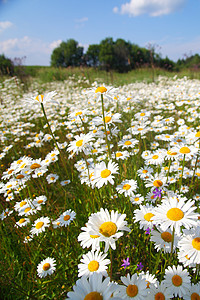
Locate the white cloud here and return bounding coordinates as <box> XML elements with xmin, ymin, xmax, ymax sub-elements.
<box><xmin>114</xmin><ymin>0</ymin><xmax>186</xmax><ymax>17</ymax></box>
<box><xmin>75</xmin><ymin>17</ymin><xmax>88</xmax><ymax>23</ymax></box>
<box><xmin>49</xmin><ymin>39</ymin><xmax>62</xmax><ymax>50</ymax></box>
<box><xmin>0</xmin><ymin>36</ymin><xmax>64</xmax><ymax>65</ymax></box>
<box><xmin>0</xmin><ymin>21</ymin><xmax>13</xmax><ymax>32</ymax></box>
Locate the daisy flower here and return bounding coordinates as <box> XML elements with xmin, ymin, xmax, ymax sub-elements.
<box><xmin>116</xmin><ymin>179</ymin><xmax>137</xmax><ymax>197</ymax></box>
<box><xmin>145</xmin><ymin>173</ymin><xmax>168</xmax><ymax>192</ymax></box>
<box><xmin>150</xmin><ymin>226</ymin><xmax>179</xmax><ymax>253</ymax></box>
<box><xmin>67</xmin><ymin>132</ymin><xmax>94</xmax><ymax>157</ymax></box>
<box><xmin>177</xmin><ymin>226</ymin><xmax>200</xmax><ymax>265</ymax></box>
<box><xmin>93</xmin><ymin>160</ymin><xmax>119</xmax><ymax>189</ymax></box>
<box><xmin>152</xmin><ymin>197</ymin><xmax>198</xmax><ymax>233</ymax></box>
<box><xmin>174</xmin><ymin>143</ymin><xmax>199</xmax><ymax>161</ymax></box>
<box><xmin>163</xmin><ymin>265</ymin><xmax>191</xmax><ymax>298</ymax></box>
<box><xmin>78</xmin><ymin>225</ymin><xmax>101</xmax><ymax>251</ymax></box>
<box><xmin>183</xmin><ymin>283</ymin><xmax>200</xmax><ymax>300</ymax></box>
<box><xmin>24</xmin><ymin>91</ymin><xmax>58</xmax><ymax>105</ymax></box>
<box><xmin>60</xmin><ymin>179</ymin><xmax>71</xmax><ymax>186</ymax></box>
<box><xmin>140</xmin><ymin>271</ymin><xmax>158</xmax><ymax>289</ymax></box>
<box><xmin>57</xmin><ymin>209</ymin><xmax>76</xmax><ymax>227</ymax></box>
<box><xmin>112</xmin><ymin>150</ymin><xmax>130</xmax><ymax>160</ymax></box>
<box><xmin>30</xmin><ymin>217</ymin><xmax>50</xmax><ymax>236</ymax></box>
<box><xmin>85</xmin><ymin>85</ymin><xmax>117</xmax><ymax>102</ymax></box>
<box><xmin>46</xmin><ymin>173</ymin><xmax>59</xmax><ymax>184</ymax></box>
<box><xmin>118</xmin><ymin>138</ymin><xmax>139</xmax><ymax>149</ymax></box>
<box><xmin>37</xmin><ymin>257</ymin><xmax>56</xmax><ymax>278</ymax></box>
<box><xmin>115</xmin><ymin>273</ymin><xmax>148</xmax><ymax>299</ymax></box>
<box><xmin>147</xmin><ymin>281</ymin><xmax>172</xmax><ymax>300</ymax></box>
<box><xmin>78</xmin><ymin>250</ymin><xmax>110</xmax><ymax>278</ymax></box>
<box><xmin>67</xmin><ymin>272</ymin><xmax>119</xmax><ymax>300</ymax></box>
<box><xmin>133</xmin><ymin>204</ymin><xmax>156</xmax><ymax>230</ymax></box>
<box><xmin>144</xmin><ymin>151</ymin><xmax>165</xmax><ymax>166</ymax></box>
<box><xmin>130</xmin><ymin>194</ymin><xmax>144</xmax><ymax>205</ymax></box>
<box><xmin>87</xmin><ymin>208</ymin><xmax>130</xmax><ymax>252</ymax></box>
<box><xmin>15</xmin><ymin>218</ymin><xmax>30</xmax><ymax>228</ymax></box>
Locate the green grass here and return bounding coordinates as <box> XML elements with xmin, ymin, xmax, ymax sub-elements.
<box><xmin>0</xmin><ymin>73</ymin><xmax>199</xmax><ymax>299</ymax></box>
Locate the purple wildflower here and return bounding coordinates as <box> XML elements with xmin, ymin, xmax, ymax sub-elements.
<box><xmin>136</xmin><ymin>262</ymin><xmax>144</xmax><ymax>270</ymax></box>
<box><xmin>153</xmin><ymin>188</ymin><xmax>162</xmax><ymax>198</ymax></box>
<box><xmin>121</xmin><ymin>257</ymin><xmax>130</xmax><ymax>269</ymax></box>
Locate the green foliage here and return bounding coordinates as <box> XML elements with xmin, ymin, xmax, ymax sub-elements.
<box><xmin>0</xmin><ymin>54</ymin><xmax>14</xmax><ymax>76</ymax></box>
<box><xmin>85</xmin><ymin>44</ymin><xmax>100</xmax><ymax>67</ymax></box>
<box><xmin>50</xmin><ymin>39</ymin><xmax>83</xmax><ymax>68</ymax></box>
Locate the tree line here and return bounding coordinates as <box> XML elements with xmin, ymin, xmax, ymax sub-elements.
<box><xmin>1</xmin><ymin>37</ymin><xmax>200</xmax><ymax>76</ymax></box>
<box><xmin>50</xmin><ymin>37</ymin><xmax>200</xmax><ymax>73</ymax></box>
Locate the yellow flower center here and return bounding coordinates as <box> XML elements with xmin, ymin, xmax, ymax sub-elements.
<box><xmin>99</xmin><ymin>221</ymin><xmax>117</xmax><ymax>237</ymax></box>
<box><xmin>95</xmin><ymin>86</ymin><xmax>107</xmax><ymax>94</ymax></box>
<box><xmin>24</xmin><ymin>207</ymin><xmax>31</xmax><ymax>213</ymax></box>
<box><xmin>92</xmin><ymin>149</ymin><xmax>98</xmax><ymax>153</ymax></box>
<box><xmin>134</xmin><ymin>197</ymin><xmax>139</xmax><ymax>202</ymax></box>
<box><xmin>63</xmin><ymin>215</ymin><xmax>70</xmax><ymax>221</ymax></box>
<box><xmin>16</xmin><ymin>174</ymin><xmax>25</xmax><ymax>179</ymax></box>
<box><xmin>144</xmin><ymin>212</ymin><xmax>154</xmax><ymax>222</ymax></box>
<box><xmin>192</xmin><ymin>237</ymin><xmax>200</xmax><ymax>250</ymax></box>
<box><xmin>35</xmin><ymin>94</ymin><xmax>44</xmax><ymax>102</ymax></box>
<box><xmin>152</xmin><ymin>155</ymin><xmax>159</xmax><ymax>159</ymax></box>
<box><xmin>195</xmin><ymin>132</ymin><xmax>200</xmax><ymax>138</ymax></box>
<box><xmin>153</xmin><ymin>180</ymin><xmax>163</xmax><ymax>187</ymax></box>
<box><xmin>35</xmin><ymin>221</ymin><xmax>44</xmax><ymax>229</ymax></box>
<box><xmin>155</xmin><ymin>292</ymin><xmax>165</xmax><ymax>300</ymax></box>
<box><xmin>195</xmin><ymin>172</ymin><xmax>200</xmax><ymax>177</ymax></box>
<box><xmin>104</xmin><ymin>116</ymin><xmax>112</xmax><ymax>123</ymax></box>
<box><xmin>179</xmin><ymin>146</ymin><xmax>191</xmax><ymax>154</ymax></box>
<box><xmin>140</xmin><ymin>113</ymin><xmax>145</xmax><ymax>116</ymax></box>
<box><xmin>116</xmin><ymin>152</ymin><xmax>122</xmax><ymax>157</ymax></box>
<box><xmin>172</xmin><ymin>275</ymin><xmax>182</xmax><ymax>287</ymax></box>
<box><xmin>17</xmin><ymin>159</ymin><xmax>23</xmax><ymax>164</ymax></box>
<box><xmin>75</xmin><ymin>111</ymin><xmax>82</xmax><ymax>116</ymax></box>
<box><xmin>90</xmin><ymin>235</ymin><xmax>100</xmax><ymax>239</ymax></box>
<box><xmin>166</xmin><ymin>208</ymin><xmax>184</xmax><ymax>221</ymax></box>
<box><xmin>30</xmin><ymin>163</ymin><xmax>41</xmax><ymax>169</ymax></box>
<box><xmin>88</xmin><ymin>260</ymin><xmax>99</xmax><ymax>272</ymax></box>
<box><xmin>101</xmin><ymin>169</ymin><xmax>111</xmax><ymax>178</ymax></box>
<box><xmin>84</xmin><ymin>292</ymin><xmax>103</xmax><ymax>300</ymax></box>
<box><xmin>142</xmin><ymin>170</ymin><xmax>148</xmax><ymax>173</ymax></box>
<box><xmin>124</xmin><ymin>141</ymin><xmax>132</xmax><ymax>145</ymax></box>
<box><xmin>20</xmin><ymin>201</ymin><xmax>27</xmax><ymax>207</ymax></box>
<box><xmin>37</xmin><ymin>200</ymin><xmax>44</xmax><ymax>204</ymax></box>
<box><xmin>161</xmin><ymin>232</ymin><xmax>172</xmax><ymax>242</ymax></box>
<box><xmin>93</xmin><ymin>129</ymin><xmax>97</xmax><ymax>133</ymax></box>
<box><xmin>167</xmin><ymin>150</ymin><xmax>177</xmax><ymax>156</ymax></box>
<box><xmin>7</xmin><ymin>184</ymin><xmax>12</xmax><ymax>188</ymax></box>
<box><xmin>191</xmin><ymin>293</ymin><xmax>200</xmax><ymax>300</ymax></box>
<box><xmin>76</xmin><ymin>139</ymin><xmax>83</xmax><ymax>147</ymax></box>
<box><xmin>19</xmin><ymin>218</ymin><xmax>25</xmax><ymax>224</ymax></box>
<box><xmin>123</xmin><ymin>184</ymin><xmax>131</xmax><ymax>190</ymax></box>
<box><xmin>126</xmin><ymin>284</ymin><xmax>138</xmax><ymax>297</ymax></box>
<box><xmin>43</xmin><ymin>263</ymin><xmax>50</xmax><ymax>271</ymax></box>
<box><xmin>50</xmin><ymin>177</ymin><xmax>55</xmax><ymax>181</ymax></box>
<box><xmin>8</xmin><ymin>169</ymin><xmax>14</xmax><ymax>174</ymax></box>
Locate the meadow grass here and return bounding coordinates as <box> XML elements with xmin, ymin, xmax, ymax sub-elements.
<box><xmin>0</xmin><ymin>73</ymin><xmax>199</xmax><ymax>299</ymax></box>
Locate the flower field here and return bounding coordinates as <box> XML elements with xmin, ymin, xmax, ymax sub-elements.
<box><xmin>0</xmin><ymin>74</ymin><xmax>200</xmax><ymax>299</ymax></box>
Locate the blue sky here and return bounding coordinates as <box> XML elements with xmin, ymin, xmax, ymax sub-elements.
<box><xmin>0</xmin><ymin>0</ymin><xmax>199</xmax><ymax>65</ymax></box>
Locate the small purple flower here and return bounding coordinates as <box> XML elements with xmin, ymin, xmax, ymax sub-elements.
<box><xmin>121</xmin><ymin>257</ymin><xmax>130</xmax><ymax>269</ymax></box>
<box><xmin>153</xmin><ymin>188</ymin><xmax>162</xmax><ymax>198</ymax></box>
<box><xmin>136</xmin><ymin>262</ymin><xmax>144</xmax><ymax>270</ymax></box>
<box><xmin>145</xmin><ymin>227</ymin><xmax>153</xmax><ymax>235</ymax></box>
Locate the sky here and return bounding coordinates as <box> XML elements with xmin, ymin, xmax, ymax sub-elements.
<box><xmin>0</xmin><ymin>0</ymin><xmax>200</xmax><ymax>66</ymax></box>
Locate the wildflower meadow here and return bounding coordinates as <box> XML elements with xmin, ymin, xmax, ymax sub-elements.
<box><xmin>0</xmin><ymin>74</ymin><xmax>200</xmax><ymax>299</ymax></box>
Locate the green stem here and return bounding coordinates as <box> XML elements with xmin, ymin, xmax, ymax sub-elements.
<box><xmin>101</xmin><ymin>94</ymin><xmax>111</xmax><ymax>159</ymax></box>
<box><xmin>179</xmin><ymin>154</ymin><xmax>185</xmax><ymax>192</ymax></box>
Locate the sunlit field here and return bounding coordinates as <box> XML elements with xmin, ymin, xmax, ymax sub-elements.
<box><xmin>0</xmin><ymin>73</ymin><xmax>200</xmax><ymax>299</ymax></box>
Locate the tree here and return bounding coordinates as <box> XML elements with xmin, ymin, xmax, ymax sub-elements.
<box><xmin>85</xmin><ymin>44</ymin><xmax>100</xmax><ymax>67</ymax></box>
<box><xmin>0</xmin><ymin>54</ymin><xmax>14</xmax><ymax>75</ymax></box>
<box><xmin>99</xmin><ymin>37</ymin><xmax>115</xmax><ymax>71</ymax></box>
<box><xmin>51</xmin><ymin>39</ymin><xmax>83</xmax><ymax>67</ymax></box>
<box><xmin>113</xmin><ymin>39</ymin><xmax>131</xmax><ymax>72</ymax></box>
